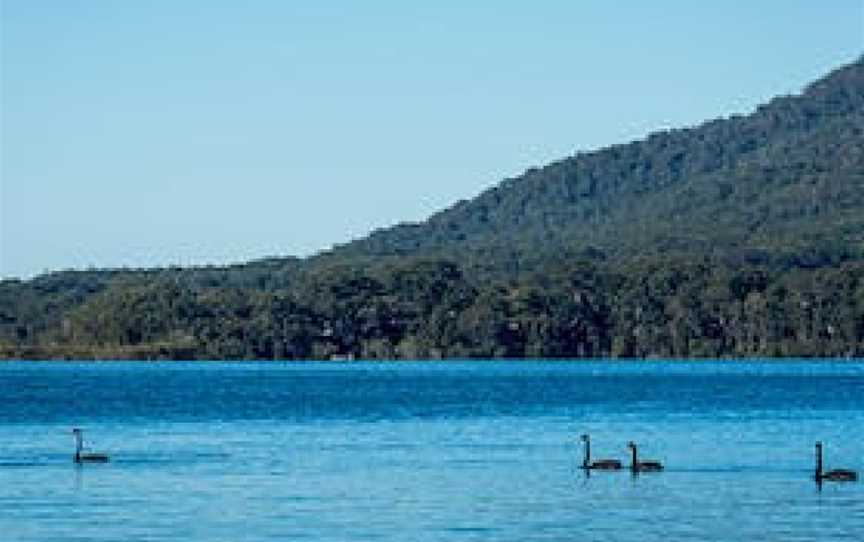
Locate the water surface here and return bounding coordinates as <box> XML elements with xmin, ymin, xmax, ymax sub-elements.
<box><xmin>1</xmin><ymin>361</ymin><xmax>862</xmax><ymax>541</ymax></box>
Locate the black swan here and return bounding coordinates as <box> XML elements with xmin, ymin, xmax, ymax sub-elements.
<box><xmin>580</xmin><ymin>434</ymin><xmax>622</xmax><ymax>470</ymax></box>
<box><xmin>627</xmin><ymin>441</ymin><xmax>663</xmax><ymax>472</ymax></box>
<box><xmin>815</xmin><ymin>442</ymin><xmax>857</xmax><ymax>482</ymax></box>
<box><xmin>72</xmin><ymin>428</ymin><xmax>109</xmax><ymax>463</ymax></box>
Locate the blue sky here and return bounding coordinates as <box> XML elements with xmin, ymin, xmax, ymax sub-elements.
<box><xmin>1</xmin><ymin>1</ymin><xmax>862</xmax><ymax>279</ymax></box>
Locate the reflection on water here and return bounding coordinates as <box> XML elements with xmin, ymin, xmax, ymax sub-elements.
<box><xmin>0</xmin><ymin>361</ymin><xmax>862</xmax><ymax>541</ymax></box>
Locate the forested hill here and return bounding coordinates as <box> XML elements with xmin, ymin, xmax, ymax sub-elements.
<box><xmin>2</xmin><ymin>57</ymin><xmax>863</xmax><ymax>360</ymax></box>
<box><xmin>328</xmin><ymin>56</ymin><xmax>864</xmax><ymax>275</ymax></box>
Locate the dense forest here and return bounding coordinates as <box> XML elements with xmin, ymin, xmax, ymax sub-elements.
<box><xmin>2</xmin><ymin>57</ymin><xmax>863</xmax><ymax>360</ymax></box>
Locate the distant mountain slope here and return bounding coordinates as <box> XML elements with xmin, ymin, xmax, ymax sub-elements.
<box><xmin>2</xmin><ymin>57</ymin><xmax>863</xmax><ymax>360</ymax></box>
<box><xmin>328</xmin><ymin>57</ymin><xmax>864</xmax><ymax>270</ymax></box>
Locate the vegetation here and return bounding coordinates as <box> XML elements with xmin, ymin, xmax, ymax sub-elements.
<box><xmin>2</xmin><ymin>57</ymin><xmax>863</xmax><ymax>360</ymax></box>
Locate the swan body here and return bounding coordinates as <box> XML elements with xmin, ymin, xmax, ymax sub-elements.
<box><xmin>580</xmin><ymin>434</ymin><xmax>622</xmax><ymax>470</ymax></box>
<box><xmin>821</xmin><ymin>469</ymin><xmax>858</xmax><ymax>482</ymax></box>
<box><xmin>627</xmin><ymin>441</ymin><xmax>663</xmax><ymax>472</ymax></box>
<box><xmin>76</xmin><ymin>451</ymin><xmax>110</xmax><ymax>463</ymax></box>
<box><xmin>815</xmin><ymin>442</ymin><xmax>857</xmax><ymax>482</ymax></box>
<box><xmin>72</xmin><ymin>428</ymin><xmax>109</xmax><ymax>463</ymax></box>
<box><xmin>590</xmin><ymin>459</ymin><xmax>623</xmax><ymax>470</ymax></box>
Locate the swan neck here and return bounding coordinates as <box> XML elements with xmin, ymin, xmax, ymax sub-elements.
<box><xmin>583</xmin><ymin>439</ymin><xmax>591</xmax><ymax>467</ymax></box>
<box><xmin>815</xmin><ymin>444</ymin><xmax>823</xmax><ymax>478</ymax></box>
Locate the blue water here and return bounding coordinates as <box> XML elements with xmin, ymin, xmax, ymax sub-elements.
<box><xmin>1</xmin><ymin>361</ymin><xmax>862</xmax><ymax>541</ymax></box>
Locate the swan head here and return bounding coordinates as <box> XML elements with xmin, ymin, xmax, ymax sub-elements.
<box><xmin>627</xmin><ymin>441</ymin><xmax>636</xmax><ymax>449</ymax></box>
<box><xmin>580</xmin><ymin>434</ymin><xmax>589</xmax><ymax>442</ymax></box>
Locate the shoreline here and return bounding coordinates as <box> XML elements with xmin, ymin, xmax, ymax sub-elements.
<box><xmin>3</xmin><ymin>356</ymin><xmax>863</xmax><ymax>363</ymax></box>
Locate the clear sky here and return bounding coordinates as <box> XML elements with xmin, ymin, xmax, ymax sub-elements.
<box><xmin>1</xmin><ymin>1</ymin><xmax>862</xmax><ymax>279</ymax></box>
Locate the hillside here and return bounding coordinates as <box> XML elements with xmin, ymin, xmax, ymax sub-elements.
<box><xmin>328</xmin><ymin>56</ymin><xmax>864</xmax><ymax>274</ymax></box>
<box><xmin>2</xmin><ymin>57</ymin><xmax>863</xmax><ymax>360</ymax></box>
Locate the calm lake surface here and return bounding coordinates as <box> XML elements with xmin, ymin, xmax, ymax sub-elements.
<box><xmin>1</xmin><ymin>361</ymin><xmax>862</xmax><ymax>541</ymax></box>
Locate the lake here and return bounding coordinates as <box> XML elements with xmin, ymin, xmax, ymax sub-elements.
<box><xmin>1</xmin><ymin>361</ymin><xmax>862</xmax><ymax>541</ymax></box>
